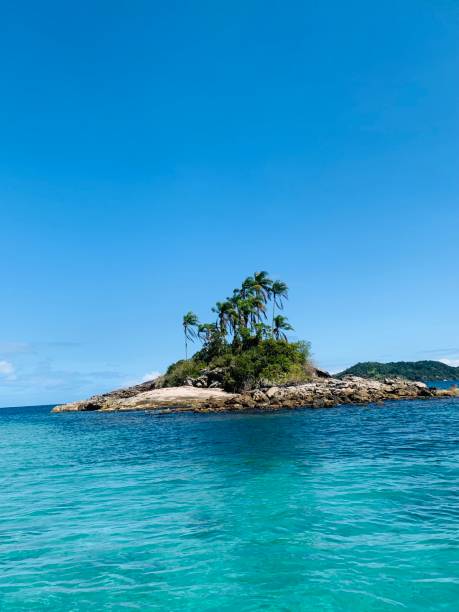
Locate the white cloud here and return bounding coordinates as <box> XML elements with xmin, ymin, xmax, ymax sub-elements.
<box><xmin>0</xmin><ymin>360</ymin><xmax>16</xmax><ymax>380</ymax></box>
<box><xmin>141</xmin><ymin>371</ymin><xmax>162</xmax><ymax>382</ymax></box>
<box><xmin>439</xmin><ymin>358</ymin><xmax>459</xmax><ymax>368</ymax></box>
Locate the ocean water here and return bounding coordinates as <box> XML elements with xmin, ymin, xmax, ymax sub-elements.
<box><xmin>427</xmin><ymin>379</ymin><xmax>459</xmax><ymax>389</ymax></box>
<box><xmin>1</xmin><ymin>398</ymin><xmax>458</xmax><ymax>611</ymax></box>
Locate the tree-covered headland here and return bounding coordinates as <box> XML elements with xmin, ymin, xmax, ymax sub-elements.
<box><xmin>163</xmin><ymin>271</ymin><xmax>313</xmax><ymax>392</ymax></box>
<box><xmin>337</xmin><ymin>360</ymin><xmax>459</xmax><ymax>381</ymax></box>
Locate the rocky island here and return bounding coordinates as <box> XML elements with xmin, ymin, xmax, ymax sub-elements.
<box><xmin>53</xmin><ymin>271</ymin><xmax>458</xmax><ymax>414</ymax></box>
<box><xmin>52</xmin><ymin>372</ymin><xmax>456</xmax><ymax>413</ymax></box>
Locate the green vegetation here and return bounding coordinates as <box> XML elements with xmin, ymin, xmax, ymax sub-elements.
<box><xmin>162</xmin><ymin>359</ymin><xmax>207</xmax><ymax>387</ymax></box>
<box><xmin>337</xmin><ymin>360</ymin><xmax>459</xmax><ymax>382</ymax></box>
<box><xmin>166</xmin><ymin>272</ymin><xmax>312</xmax><ymax>392</ymax></box>
<box><xmin>182</xmin><ymin>311</ymin><xmax>198</xmax><ymax>360</ymax></box>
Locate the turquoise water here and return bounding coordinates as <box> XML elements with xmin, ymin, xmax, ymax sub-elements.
<box><xmin>1</xmin><ymin>399</ymin><xmax>458</xmax><ymax>611</ymax></box>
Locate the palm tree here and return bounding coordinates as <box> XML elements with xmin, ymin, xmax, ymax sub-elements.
<box><xmin>254</xmin><ymin>322</ymin><xmax>271</xmax><ymax>341</ymax></box>
<box><xmin>198</xmin><ymin>322</ymin><xmax>218</xmax><ymax>346</ymax></box>
<box><xmin>182</xmin><ymin>311</ymin><xmax>198</xmax><ymax>359</ymax></box>
<box><xmin>273</xmin><ymin>315</ymin><xmax>293</xmax><ymax>341</ymax></box>
<box><xmin>229</xmin><ymin>275</ymin><xmax>272</xmax><ymax>340</ymax></box>
<box><xmin>251</xmin><ymin>271</ymin><xmax>273</xmax><ymax>303</ymax></box>
<box><xmin>227</xmin><ymin>302</ymin><xmax>240</xmax><ymax>342</ymax></box>
<box><xmin>212</xmin><ymin>301</ymin><xmax>232</xmax><ymax>337</ymax></box>
<box><xmin>236</xmin><ymin>298</ymin><xmax>253</xmax><ymax>331</ymax></box>
<box><xmin>271</xmin><ymin>280</ymin><xmax>289</xmax><ymax>327</ymax></box>
<box><xmin>241</xmin><ymin>276</ymin><xmax>255</xmax><ymax>298</ymax></box>
<box><xmin>247</xmin><ymin>295</ymin><xmax>266</xmax><ymax>329</ymax></box>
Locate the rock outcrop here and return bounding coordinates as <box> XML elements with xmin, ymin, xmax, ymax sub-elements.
<box><xmin>52</xmin><ymin>376</ymin><xmax>458</xmax><ymax>413</ymax></box>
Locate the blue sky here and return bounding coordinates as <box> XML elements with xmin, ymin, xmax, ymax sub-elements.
<box><xmin>1</xmin><ymin>1</ymin><xmax>459</xmax><ymax>406</ymax></box>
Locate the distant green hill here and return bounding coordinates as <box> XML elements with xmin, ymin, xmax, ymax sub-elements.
<box><xmin>337</xmin><ymin>360</ymin><xmax>459</xmax><ymax>382</ymax></box>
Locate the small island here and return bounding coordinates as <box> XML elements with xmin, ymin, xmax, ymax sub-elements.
<box><xmin>53</xmin><ymin>272</ymin><xmax>458</xmax><ymax>413</ymax></box>
<box><xmin>338</xmin><ymin>360</ymin><xmax>459</xmax><ymax>381</ymax></box>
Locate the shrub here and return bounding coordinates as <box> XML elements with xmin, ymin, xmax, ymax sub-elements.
<box><xmin>220</xmin><ymin>339</ymin><xmax>312</xmax><ymax>392</ymax></box>
<box><xmin>162</xmin><ymin>359</ymin><xmax>206</xmax><ymax>387</ymax></box>
<box><xmin>162</xmin><ymin>339</ymin><xmax>312</xmax><ymax>393</ymax></box>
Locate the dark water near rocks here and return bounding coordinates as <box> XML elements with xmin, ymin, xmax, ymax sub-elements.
<box><xmin>1</xmin><ymin>398</ymin><xmax>458</xmax><ymax>610</ymax></box>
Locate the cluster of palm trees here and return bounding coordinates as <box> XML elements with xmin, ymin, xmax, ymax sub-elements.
<box><xmin>182</xmin><ymin>271</ymin><xmax>293</xmax><ymax>359</ymax></box>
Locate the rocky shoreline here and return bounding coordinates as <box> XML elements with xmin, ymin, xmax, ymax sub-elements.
<box><xmin>51</xmin><ymin>376</ymin><xmax>457</xmax><ymax>414</ymax></box>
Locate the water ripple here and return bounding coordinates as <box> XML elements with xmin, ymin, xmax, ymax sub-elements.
<box><xmin>0</xmin><ymin>399</ymin><xmax>458</xmax><ymax>610</ymax></box>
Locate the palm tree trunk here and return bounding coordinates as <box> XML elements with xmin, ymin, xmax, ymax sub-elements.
<box><xmin>185</xmin><ymin>338</ymin><xmax>188</xmax><ymax>360</ymax></box>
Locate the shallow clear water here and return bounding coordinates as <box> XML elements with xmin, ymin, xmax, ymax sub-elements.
<box><xmin>1</xmin><ymin>399</ymin><xmax>458</xmax><ymax>611</ymax></box>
